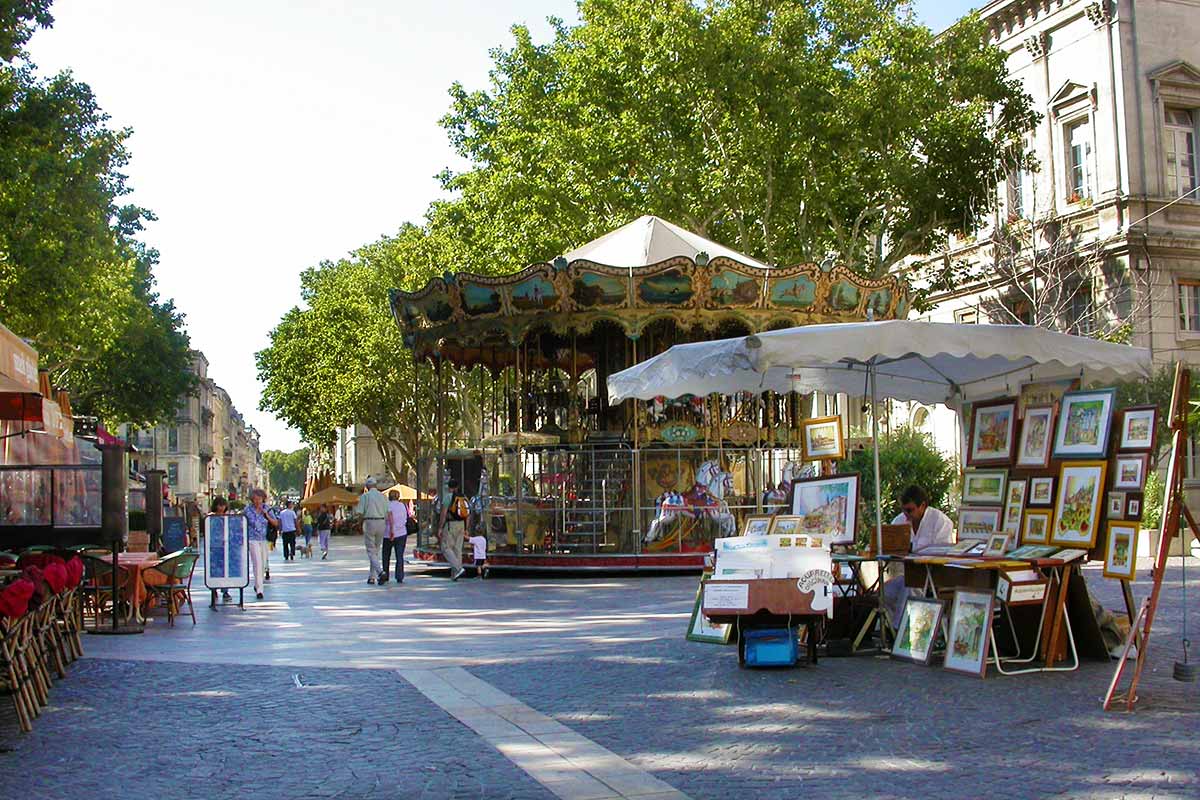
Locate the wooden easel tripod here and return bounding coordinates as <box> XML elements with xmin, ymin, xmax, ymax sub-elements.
<box><xmin>1104</xmin><ymin>364</ymin><xmax>1198</xmax><ymax>710</ymax></box>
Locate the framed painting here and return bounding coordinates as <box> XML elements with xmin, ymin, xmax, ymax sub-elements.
<box><xmin>962</xmin><ymin>469</ymin><xmax>1007</xmax><ymax>505</ymax></box>
<box><xmin>983</xmin><ymin>532</ymin><xmax>1011</xmax><ymax>557</ymax></box>
<box><xmin>1107</xmin><ymin>492</ymin><xmax>1125</xmax><ymax>519</ymax></box>
<box><xmin>686</xmin><ymin>574</ymin><xmax>733</xmax><ymax>644</ymax></box>
<box><xmin>741</xmin><ymin>514</ymin><xmax>773</xmax><ymax>537</ymax></box>
<box><xmin>968</xmin><ymin>398</ymin><xmax>1017</xmax><ymax>466</ymax></box>
<box><xmin>1102</xmin><ymin>522</ymin><xmax>1140</xmax><ymax>581</ymax></box>
<box><xmin>789</xmin><ymin>473</ymin><xmax>859</xmax><ymax>544</ymax></box>
<box><xmin>891</xmin><ymin>598</ymin><xmax>945</xmax><ymax>665</ymax></box>
<box><xmin>1118</xmin><ymin>406</ymin><xmax>1158</xmax><ymax>452</ymax></box>
<box><xmin>958</xmin><ymin>506</ymin><xmax>1002</xmax><ymax>541</ymax></box>
<box><xmin>768</xmin><ymin>515</ymin><xmax>804</xmax><ymax>536</ymax></box>
<box><xmin>1018</xmin><ymin>377</ymin><xmax>1078</xmax><ymax>418</ymax></box>
<box><xmin>1028</xmin><ymin>476</ymin><xmax>1055</xmax><ymax>506</ymax></box>
<box><xmin>1015</xmin><ymin>406</ymin><xmax>1055</xmax><ymax>468</ymax></box>
<box><xmin>1125</xmin><ymin>493</ymin><xmax>1143</xmax><ymax>521</ymax></box>
<box><xmin>944</xmin><ymin>589</ymin><xmax>995</xmax><ymax>678</ymax></box>
<box><xmin>1020</xmin><ymin>508</ymin><xmax>1053</xmax><ymax>544</ymax></box>
<box><xmin>801</xmin><ymin>416</ymin><xmax>845</xmax><ymax>461</ymax></box>
<box><xmin>1052</xmin><ymin>388</ymin><xmax>1116</xmax><ymax>459</ymax></box>
<box><xmin>1051</xmin><ymin>461</ymin><xmax>1108</xmax><ymax>548</ymax></box>
<box><xmin>1002</xmin><ymin>479</ymin><xmax>1026</xmax><ymax>533</ymax></box>
<box><xmin>1112</xmin><ymin>453</ymin><xmax>1150</xmax><ymax>491</ymax></box>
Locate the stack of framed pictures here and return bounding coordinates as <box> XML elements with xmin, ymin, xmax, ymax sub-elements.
<box><xmin>890</xmin><ymin>589</ymin><xmax>996</xmax><ymax>678</ymax></box>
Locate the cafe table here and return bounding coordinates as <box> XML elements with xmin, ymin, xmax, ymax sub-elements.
<box><xmin>97</xmin><ymin>552</ymin><xmax>161</xmax><ymax>624</ymax></box>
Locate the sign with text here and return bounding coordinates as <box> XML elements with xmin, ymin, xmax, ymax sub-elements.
<box><xmin>204</xmin><ymin>513</ymin><xmax>248</xmax><ymax>590</ymax></box>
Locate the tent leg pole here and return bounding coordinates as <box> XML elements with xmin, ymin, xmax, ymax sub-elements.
<box><xmin>871</xmin><ymin>367</ymin><xmax>883</xmax><ymax>555</ymax></box>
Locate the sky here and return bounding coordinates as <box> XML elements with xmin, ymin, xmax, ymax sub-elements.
<box><xmin>28</xmin><ymin>0</ymin><xmax>977</xmax><ymax>452</ymax></box>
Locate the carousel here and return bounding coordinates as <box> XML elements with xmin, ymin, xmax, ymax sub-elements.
<box><xmin>391</xmin><ymin>216</ymin><xmax>910</xmax><ymax>569</ymax></box>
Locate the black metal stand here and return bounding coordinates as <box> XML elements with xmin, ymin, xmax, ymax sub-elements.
<box><xmin>87</xmin><ymin>540</ymin><xmax>143</xmax><ymax>635</ymax></box>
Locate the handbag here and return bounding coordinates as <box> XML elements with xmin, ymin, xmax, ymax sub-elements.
<box><xmin>405</xmin><ymin>515</ymin><xmax>419</xmax><ymax>535</ymax></box>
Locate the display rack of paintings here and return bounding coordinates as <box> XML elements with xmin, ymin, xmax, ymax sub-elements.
<box><xmin>1051</xmin><ymin>461</ymin><xmax>1107</xmax><ymax>548</ymax></box>
<box><xmin>1020</xmin><ymin>508</ymin><xmax>1052</xmax><ymax>544</ymax></box>
<box><xmin>800</xmin><ymin>416</ymin><xmax>845</xmax><ymax>461</ymax></box>
<box><xmin>789</xmin><ymin>473</ymin><xmax>859</xmax><ymax>544</ymax></box>
<box><xmin>944</xmin><ymin>589</ymin><xmax>995</xmax><ymax>677</ymax></box>
<box><xmin>1117</xmin><ymin>406</ymin><xmax>1157</xmax><ymax>452</ymax></box>
<box><xmin>968</xmin><ymin>398</ymin><xmax>1017</xmax><ymax>466</ymax></box>
<box><xmin>1028</xmin><ymin>476</ymin><xmax>1055</xmax><ymax>506</ymax></box>
<box><xmin>1052</xmin><ymin>389</ymin><xmax>1116</xmax><ymax>459</ymax></box>
<box><xmin>962</xmin><ymin>469</ymin><xmax>1006</xmax><ymax>505</ymax></box>
<box><xmin>1002</xmin><ymin>480</ymin><xmax>1026</xmax><ymax>533</ymax></box>
<box><xmin>891</xmin><ymin>598</ymin><xmax>945</xmax><ymax>665</ymax></box>
<box><xmin>1016</xmin><ymin>406</ymin><xmax>1055</xmax><ymax>468</ymax></box>
<box><xmin>1102</xmin><ymin>522</ymin><xmax>1140</xmax><ymax>581</ymax></box>
<box><xmin>1112</xmin><ymin>453</ymin><xmax>1149</xmax><ymax>491</ymax></box>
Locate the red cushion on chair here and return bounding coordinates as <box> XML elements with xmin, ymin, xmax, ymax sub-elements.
<box><xmin>64</xmin><ymin>557</ymin><xmax>84</xmax><ymax>588</ymax></box>
<box><xmin>43</xmin><ymin>562</ymin><xmax>68</xmax><ymax>594</ymax></box>
<box><xmin>0</xmin><ymin>579</ymin><xmax>35</xmax><ymax>618</ymax></box>
<box><xmin>18</xmin><ymin>552</ymin><xmax>49</xmax><ymax>570</ymax></box>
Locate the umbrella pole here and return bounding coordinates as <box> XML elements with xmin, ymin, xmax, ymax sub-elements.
<box><xmin>871</xmin><ymin>366</ymin><xmax>883</xmax><ymax>556</ymax></box>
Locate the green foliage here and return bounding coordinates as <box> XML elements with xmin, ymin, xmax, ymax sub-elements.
<box><xmin>844</xmin><ymin>425</ymin><xmax>957</xmax><ymax>544</ymax></box>
<box><xmin>432</xmin><ymin>0</ymin><xmax>1036</xmax><ymax>276</ymax></box>
<box><xmin>1142</xmin><ymin>470</ymin><xmax>1164</xmax><ymax>531</ymax></box>
<box><xmin>0</xmin><ymin>7</ymin><xmax>193</xmax><ymax>427</ymax></box>
<box><xmin>262</xmin><ymin>448</ymin><xmax>309</xmax><ymax>493</ymax></box>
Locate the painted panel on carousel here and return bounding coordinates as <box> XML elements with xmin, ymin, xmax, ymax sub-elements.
<box><xmin>865</xmin><ymin>287</ymin><xmax>892</xmax><ymax>318</ymax></box>
<box><xmin>768</xmin><ymin>275</ymin><xmax>817</xmax><ymax>309</ymax></box>
<box><xmin>829</xmin><ymin>280</ymin><xmax>860</xmax><ymax>312</ymax></box>
<box><xmin>638</xmin><ymin>269</ymin><xmax>694</xmax><ymax>305</ymax></box>
<box><xmin>413</xmin><ymin>295</ymin><xmax>453</xmax><ymax>323</ymax></box>
<box><xmin>894</xmin><ymin>293</ymin><xmax>910</xmax><ymax>320</ymax></box>
<box><xmin>462</xmin><ymin>283</ymin><xmax>502</xmax><ymax>316</ymax></box>
<box><xmin>709</xmin><ymin>270</ymin><xmax>760</xmax><ymax>306</ymax></box>
<box><xmin>510</xmin><ymin>276</ymin><xmax>558</xmax><ymax>311</ymax></box>
<box><xmin>572</xmin><ymin>271</ymin><xmax>626</xmax><ymax>308</ymax></box>
<box><xmin>659</xmin><ymin>423</ymin><xmax>701</xmax><ymax>444</ymax></box>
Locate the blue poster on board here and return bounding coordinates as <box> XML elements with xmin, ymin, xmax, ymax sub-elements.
<box><xmin>204</xmin><ymin>513</ymin><xmax>248</xmax><ymax>589</ymax></box>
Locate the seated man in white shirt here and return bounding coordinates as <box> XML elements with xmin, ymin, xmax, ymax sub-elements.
<box><xmin>882</xmin><ymin>485</ymin><xmax>954</xmax><ymax>629</ymax></box>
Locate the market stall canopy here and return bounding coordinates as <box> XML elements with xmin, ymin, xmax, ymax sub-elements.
<box><xmin>562</xmin><ymin>215</ymin><xmax>770</xmax><ymax>269</ymax></box>
<box><xmin>300</xmin><ymin>485</ymin><xmax>360</xmax><ymax>508</ymax></box>
<box><xmin>384</xmin><ymin>483</ymin><xmax>432</xmax><ymax>500</ymax></box>
<box><xmin>607</xmin><ymin>321</ymin><xmax>1154</xmax><ymax>406</ymax></box>
<box><xmin>478</xmin><ymin>431</ymin><xmax>560</xmax><ymax>448</ymax></box>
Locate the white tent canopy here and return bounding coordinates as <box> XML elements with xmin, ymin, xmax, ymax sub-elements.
<box><xmin>608</xmin><ymin>320</ymin><xmax>1153</xmax><ymax>407</ymax></box>
<box><xmin>562</xmin><ymin>215</ymin><xmax>769</xmax><ymax>269</ymax></box>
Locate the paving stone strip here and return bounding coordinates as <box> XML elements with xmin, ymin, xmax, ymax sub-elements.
<box><xmin>400</xmin><ymin>667</ymin><xmax>690</xmax><ymax>800</ymax></box>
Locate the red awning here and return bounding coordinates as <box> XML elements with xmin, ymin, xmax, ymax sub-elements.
<box><xmin>0</xmin><ymin>373</ymin><xmax>42</xmax><ymax>422</ymax></box>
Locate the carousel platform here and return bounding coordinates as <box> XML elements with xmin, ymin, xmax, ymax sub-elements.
<box><xmin>409</xmin><ymin>548</ymin><xmax>706</xmax><ymax>572</ymax></box>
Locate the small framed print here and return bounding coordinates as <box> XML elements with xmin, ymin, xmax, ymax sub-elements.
<box><xmin>768</xmin><ymin>515</ymin><xmax>804</xmax><ymax>535</ymax></box>
<box><xmin>983</xmin><ymin>532</ymin><xmax>1011</xmax><ymax>557</ymax></box>
<box><xmin>892</xmin><ymin>598</ymin><xmax>945</xmax><ymax>665</ymax></box>
<box><xmin>1016</xmin><ymin>406</ymin><xmax>1055</xmax><ymax>468</ymax></box>
<box><xmin>968</xmin><ymin>398</ymin><xmax>1017</xmax><ymax>466</ymax></box>
<box><xmin>1112</xmin><ymin>453</ymin><xmax>1150</xmax><ymax>491</ymax></box>
<box><xmin>1002</xmin><ymin>479</ymin><xmax>1026</xmax><ymax>533</ymax></box>
<box><xmin>1028</xmin><ymin>476</ymin><xmax>1055</xmax><ymax>506</ymax></box>
<box><xmin>1125</xmin><ymin>493</ymin><xmax>1143</xmax><ymax>521</ymax></box>
<box><xmin>1051</xmin><ymin>460</ymin><xmax>1108</xmax><ymax>548</ymax></box>
<box><xmin>962</xmin><ymin>469</ymin><xmax>1007</xmax><ymax>505</ymax></box>
<box><xmin>1021</xmin><ymin>508</ymin><xmax>1053</xmax><ymax>544</ymax></box>
<box><xmin>944</xmin><ymin>589</ymin><xmax>995</xmax><ymax>677</ymax></box>
<box><xmin>801</xmin><ymin>415</ymin><xmax>845</xmax><ymax>461</ymax></box>
<box><xmin>1118</xmin><ymin>405</ymin><xmax>1158</xmax><ymax>452</ymax></box>
<box><xmin>686</xmin><ymin>574</ymin><xmax>733</xmax><ymax>644</ymax></box>
<box><xmin>741</xmin><ymin>514</ymin><xmax>773</xmax><ymax>536</ymax></box>
<box><xmin>1053</xmin><ymin>389</ymin><xmax>1116</xmax><ymax>459</ymax></box>
<box><xmin>958</xmin><ymin>506</ymin><xmax>1002</xmax><ymax>541</ymax></box>
<box><xmin>1107</xmin><ymin>492</ymin><xmax>1125</xmax><ymax>519</ymax></box>
<box><xmin>1102</xmin><ymin>522</ymin><xmax>1140</xmax><ymax>581</ymax></box>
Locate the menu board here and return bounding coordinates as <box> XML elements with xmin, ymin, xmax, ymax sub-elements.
<box><xmin>204</xmin><ymin>513</ymin><xmax>248</xmax><ymax>589</ymax></box>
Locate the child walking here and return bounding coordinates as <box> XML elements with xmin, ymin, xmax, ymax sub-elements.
<box><xmin>468</xmin><ymin>533</ymin><xmax>488</xmax><ymax>579</ymax></box>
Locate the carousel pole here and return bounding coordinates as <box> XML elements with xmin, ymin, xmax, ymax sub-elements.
<box><xmin>515</xmin><ymin>340</ymin><xmax>522</xmax><ymax>550</ymax></box>
<box><xmin>436</xmin><ymin>355</ymin><xmax>445</xmax><ymax>552</ymax></box>
<box><xmin>631</xmin><ymin>334</ymin><xmax>641</xmax><ymax>550</ymax></box>
<box><xmin>870</xmin><ymin>364</ymin><xmax>883</xmax><ymax>556</ymax></box>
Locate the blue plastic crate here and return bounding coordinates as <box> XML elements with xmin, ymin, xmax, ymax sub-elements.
<box><xmin>741</xmin><ymin>627</ymin><xmax>798</xmax><ymax>667</ymax></box>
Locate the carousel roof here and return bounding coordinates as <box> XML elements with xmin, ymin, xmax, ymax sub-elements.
<box><xmin>390</xmin><ymin>216</ymin><xmax>910</xmax><ymax>363</ymax></box>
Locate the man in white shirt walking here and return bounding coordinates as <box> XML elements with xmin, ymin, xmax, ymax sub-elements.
<box><xmin>381</xmin><ymin>490</ymin><xmax>409</xmax><ymax>585</ymax></box>
<box><xmin>278</xmin><ymin>500</ymin><xmax>299</xmax><ymax>561</ymax></box>
<box><xmin>356</xmin><ymin>478</ymin><xmax>389</xmax><ymax>584</ymax></box>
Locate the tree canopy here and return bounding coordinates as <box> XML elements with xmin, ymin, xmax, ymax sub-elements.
<box><xmin>0</xmin><ymin>1</ymin><xmax>194</xmax><ymax>427</ymax></box>
<box><xmin>262</xmin><ymin>447</ymin><xmax>310</xmax><ymax>494</ymax></box>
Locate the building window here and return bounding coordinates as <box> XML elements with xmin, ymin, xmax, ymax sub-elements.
<box><xmin>1179</xmin><ymin>280</ymin><xmax>1200</xmax><ymax>332</ymax></box>
<box><xmin>1065</xmin><ymin>119</ymin><xmax>1093</xmax><ymax>202</ymax></box>
<box><xmin>1007</xmin><ymin>168</ymin><xmax>1025</xmax><ymax>219</ymax></box>
<box><xmin>1065</xmin><ymin>281</ymin><xmax>1095</xmax><ymax>335</ymax></box>
<box><xmin>953</xmin><ymin>308</ymin><xmax>979</xmax><ymax>324</ymax></box>
<box><xmin>1166</xmin><ymin>107</ymin><xmax>1197</xmax><ymax>199</ymax></box>
<box><xmin>167</xmin><ymin>463</ymin><xmax>179</xmax><ymax>487</ymax></box>
<box><xmin>167</xmin><ymin>426</ymin><xmax>179</xmax><ymax>452</ymax></box>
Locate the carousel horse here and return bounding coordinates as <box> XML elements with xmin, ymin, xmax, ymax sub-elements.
<box><xmin>644</xmin><ymin>459</ymin><xmax>737</xmax><ymax>547</ymax></box>
<box><xmin>764</xmin><ymin>461</ymin><xmax>814</xmax><ymax>507</ymax></box>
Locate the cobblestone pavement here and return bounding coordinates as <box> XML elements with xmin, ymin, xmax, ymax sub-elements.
<box><xmin>1</xmin><ymin>538</ymin><xmax>1197</xmax><ymax>799</ymax></box>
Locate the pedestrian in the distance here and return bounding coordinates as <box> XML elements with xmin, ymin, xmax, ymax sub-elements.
<box><xmin>381</xmin><ymin>490</ymin><xmax>409</xmax><ymax>585</ymax></box>
<box><xmin>468</xmin><ymin>532</ymin><xmax>488</xmax><ymax>579</ymax></box>
<box><xmin>316</xmin><ymin>504</ymin><xmax>332</xmax><ymax>560</ymax></box>
<box><xmin>279</xmin><ymin>500</ymin><xmax>299</xmax><ymax>561</ymax></box>
<box><xmin>244</xmin><ymin>489</ymin><xmax>278</xmax><ymax>600</ymax></box>
<box><xmin>355</xmin><ymin>478</ymin><xmax>388</xmax><ymax>584</ymax></box>
<box><xmin>301</xmin><ymin>506</ymin><xmax>315</xmax><ymax>557</ymax></box>
<box><xmin>438</xmin><ymin>478</ymin><xmax>468</xmax><ymax>581</ymax></box>
<box><xmin>210</xmin><ymin>496</ymin><xmax>233</xmax><ymax>602</ymax></box>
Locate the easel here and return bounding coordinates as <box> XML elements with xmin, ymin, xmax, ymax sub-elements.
<box><xmin>1104</xmin><ymin>364</ymin><xmax>1198</xmax><ymax>710</ymax></box>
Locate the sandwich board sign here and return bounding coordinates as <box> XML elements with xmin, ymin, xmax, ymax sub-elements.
<box><xmin>204</xmin><ymin>513</ymin><xmax>249</xmax><ymax>608</ymax></box>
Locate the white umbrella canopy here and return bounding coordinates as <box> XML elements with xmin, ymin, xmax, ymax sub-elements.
<box><xmin>608</xmin><ymin>320</ymin><xmax>1153</xmax><ymax>406</ymax></box>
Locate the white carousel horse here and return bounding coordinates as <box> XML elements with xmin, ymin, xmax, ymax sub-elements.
<box><xmin>645</xmin><ymin>459</ymin><xmax>736</xmax><ymax>545</ymax></box>
<box><xmin>765</xmin><ymin>461</ymin><xmax>815</xmax><ymax>507</ymax></box>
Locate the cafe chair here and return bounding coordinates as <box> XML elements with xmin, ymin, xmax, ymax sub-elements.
<box><xmin>0</xmin><ymin>617</ymin><xmax>36</xmax><ymax>732</ymax></box>
<box><xmin>144</xmin><ymin>549</ymin><xmax>199</xmax><ymax>627</ymax></box>
<box><xmin>79</xmin><ymin>555</ymin><xmax>133</xmax><ymax>629</ymax></box>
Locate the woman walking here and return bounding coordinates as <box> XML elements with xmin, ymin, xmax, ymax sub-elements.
<box><xmin>316</xmin><ymin>504</ymin><xmax>333</xmax><ymax>560</ymax></box>
<box><xmin>244</xmin><ymin>489</ymin><xmax>278</xmax><ymax>599</ymax></box>
<box><xmin>302</xmin><ymin>506</ymin><xmax>315</xmax><ymax>557</ymax></box>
